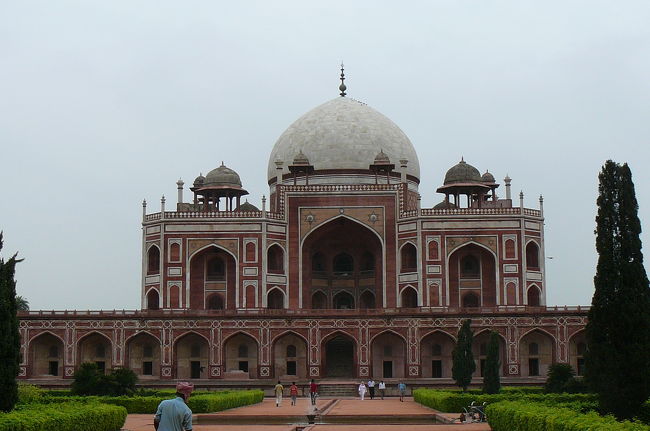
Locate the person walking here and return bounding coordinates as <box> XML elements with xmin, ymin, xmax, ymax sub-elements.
<box><xmin>358</xmin><ymin>381</ymin><xmax>367</xmax><ymax>400</ymax></box>
<box><xmin>154</xmin><ymin>382</ymin><xmax>194</xmax><ymax>431</ymax></box>
<box><xmin>398</xmin><ymin>381</ymin><xmax>406</xmax><ymax>402</ymax></box>
<box><xmin>289</xmin><ymin>382</ymin><xmax>299</xmax><ymax>406</ymax></box>
<box><xmin>367</xmin><ymin>379</ymin><xmax>376</xmax><ymax>400</ymax></box>
<box><xmin>378</xmin><ymin>380</ymin><xmax>386</xmax><ymax>400</ymax></box>
<box><xmin>274</xmin><ymin>380</ymin><xmax>284</xmax><ymax>407</ymax></box>
<box><xmin>309</xmin><ymin>379</ymin><xmax>318</xmax><ymax>406</ymax></box>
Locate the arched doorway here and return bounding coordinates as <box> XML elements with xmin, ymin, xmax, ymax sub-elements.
<box><xmin>333</xmin><ymin>291</ymin><xmax>354</xmax><ymax>309</ymax></box>
<box><xmin>78</xmin><ymin>333</ymin><xmax>112</xmax><ymax>374</ymax></box>
<box><xmin>371</xmin><ymin>332</ymin><xmax>406</xmax><ymax>378</ymax></box>
<box><xmin>126</xmin><ymin>333</ymin><xmax>161</xmax><ymax>379</ymax></box>
<box><xmin>520</xmin><ymin>330</ymin><xmax>555</xmax><ymax>377</ymax></box>
<box><xmin>29</xmin><ymin>333</ymin><xmax>64</xmax><ymax>378</ymax></box>
<box><xmin>189</xmin><ymin>246</ymin><xmax>236</xmax><ymax>310</ymax></box>
<box><xmin>472</xmin><ymin>331</ymin><xmax>506</xmax><ymax>377</ymax></box>
<box><xmin>400</xmin><ymin>286</ymin><xmax>418</xmax><ymax>308</ymax></box>
<box><xmin>146</xmin><ymin>289</ymin><xmax>160</xmax><ymax>310</ymax></box>
<box><xmin>267</xmin><ymin>289</ymin><xmax>285</xmax><ymax>309</ymax></box>
<box><xmin>324</xmin><ymin>334</ymin><xmax>356</xmax><ymax>378</ymax></box>
<box><xmin>527</xmin><ymin>285</ymin><xmax>541</xmax><ymax>306</ymax></box>
<box><xmin>224</xmin><ymin>333</ymin><xmax>258</xmax><ymax>378</ymax></box>
<box><xmin>273</xmin><ymin>333</ymin><xmax>308</xmax><ymax>379</ymax></box>
<box><xmin>420</xmin><ymin>331</ymin><xmax>455</xmax><ymax>378</ymax></box>
<box><xmin>448</xmin><ymin>243</ymin><xmax>497</xmax><ymax>307</ymax></box>
<box><xmin>174</xmin><ymin>333</ymin><xmax>208</xmax><ymax>379</ymax></box>
<box><xmin>302</xmin><ymin>217</ymin><xmax>383</xmax><ymax>309</ymax></box>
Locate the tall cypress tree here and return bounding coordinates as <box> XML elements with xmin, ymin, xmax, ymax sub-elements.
<box><xmin>0</xmin><ymin>233</ymin><xmax>21</xmax><ymax>412</ymax></box>
<box><xmin>482</xmin><ymin>331</ymin><xmax>501</xmax><ymax>394</ymax></box>
<box><xmin>586</xmin><ymin>161</ymin><xmax>650</xmax><ymax>420</ymax></box>
<box><xmin>452</xmin><ymin>319</ymin><xmax>475</xmax><ymax>391</ymax></box>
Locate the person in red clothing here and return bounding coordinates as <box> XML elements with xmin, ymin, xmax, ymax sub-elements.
<box><xmin>289</xmin><ymin>382</ymin><xmax>299</xmax><ymax>406</ymax></box>
<box><xmin>309</xmin><ymin>379</ymin><xmax>318</xmax><ymax>406</ymax></box>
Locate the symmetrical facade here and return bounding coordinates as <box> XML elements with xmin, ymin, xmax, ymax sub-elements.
<box><xmin>19</xmin><ymin>82</ymin><xmax>588</xmax><ymax>383</ymax></box>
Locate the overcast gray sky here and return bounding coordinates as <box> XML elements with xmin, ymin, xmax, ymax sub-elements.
<box><xmin>1</xmin><ymin>1</ymin><xmax>649</xmax><ymax>310</ymax></box>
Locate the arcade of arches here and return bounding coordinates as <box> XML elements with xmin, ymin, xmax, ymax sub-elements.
<box><xmin>303</xmin><ymin>218</ymin><xmax>383</xmax><ymax>310</ymax></box>
<box><xmin>23</xmin><ymin>325</ymin><xmax>588</xmax><ymax>379</ymax></box>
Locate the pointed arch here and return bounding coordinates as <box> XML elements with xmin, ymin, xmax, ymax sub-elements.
<box><xmin>333</xmin><ymin>291</ymin><xmax>354</xmax><ymax>309</ymax></box>
<box><xmin>29</xmin><ymin>332</ymin><xmax>64</xmax><ymax>378</ymax></box>
<box><xmin>472</xmin><ymin>329</ymin><xmax>507</xmax><ymax>377</ymax></box>
<box><xmin>322</xmin><ymin>331</ymin><xmax>358</xmax><ymax>378</ymax></box>
<box><xmin>146</xmin><ymin>288</ymin><xmax>160</xmax><ymax>310</ymax></box>
<box><xmin>399</xmin><ymin>241</ymin><xmax>417</xmax><ymax>273</ymax></box>
<box><xmin>359</xmin><ymin>290</ymin><xmax>376</xmax><ymax>309</ymax></box>
<box><xmin>447</xmin><ymin>241</ymin><xmax>498</xmax><ymax>308</ymax></box>
<box><xmin>206</xmin><ymin>293</ymin><xmax>224</xmax><ymax>310</ymax></box>
<box><xmin>147</xmin><ymin>244</ymin><xmax>161</xmax><ymax>275</ymax></box>
<box><xmin>223</xmin><ymin>331</ymin><xmax>259</xmax><ymax>378</ymax></box>
<box><xmin>125</xmin><ymin>332</ymin><xmax>161</xmax><ymax>378</ymax></box>
<box><xmin>420</xmin><ymin>329</ymin><xmax>456</xmax><ymax>378</ymax></box>
<box><xmin>519</xmin><ymin>328</ymin><xmax>555</xmax><ymax>377</ymax></box>
<box><xmin>399</xmin><ymin>285</ymin><xmax>418</xmax><ymax>308</ymax></box>
<box><xmin>525</xmin><ymin>240</ymin><xmax>540</xmax><ymax>270</ymax></box>
<box><xmin>77</xmin><ymin>331</ymin><xmax>113</xmax><ymax>373</ymax></box>
<box><xmin>267</xmin><ymin>287</ymin><xmax>285</xmax><ymax>309</ymax></box>
<box><xmin>311</xmin><ymin>290</ymin><xmax>327</xmax><ymax>309</ymax></box>
<box><xmin>370</xmin><ymin>330</ymin><xmax>407</xmax><ymax>378</ymax></box>
<box><xmin>527</xmin><ymin>284</ymin><xmax>541</xmax><ymax>306</ymax></box>
<box><xmin>419</xmin><ymin>329</ymin><xmax>457</xmax><ymax>343</ymax></box>
<box><xmin>188</xmin><ymin>243</ymin><xmax>238</xmax><ymax>310</ymax></box>
<box><xmin>174</xmin><ymin>331</ymin><xmax>209</xmax><ymax>379</ymax></box>
<box><xmin>272</xmin><ymin>331</ymin><xmax>308</xmax><ymax>379</ymax></box>
<box><xmin>267</xmin><ymin>243</ymin><xmax>285</xmax><ymax>274</ymax></box>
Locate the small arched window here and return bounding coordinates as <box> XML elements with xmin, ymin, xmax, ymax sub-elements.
<box><xmin>267</xmin><ymin>245</ymin><xmax>284</xmax><ymax>274</ymax></box>
<box><xmin>267</xmin><ymin>289</ymin><xmax>284</xmax><ymax>309</ymax></box>
<box><xmin>312</xmin><ymin>291</ymin><xmax>327</xmax><ymax>309</ymax></box>
<box><xmin>206</xmin><ymin>256</ymin><xmax>225</xmax><ymax>281</ymax></box>
<box><xmin>333</xmin><ymin>253</ymin><xmax>353</xmax><ymax>274</ymax></box>
<box><xmin>286</xmin><ymin>345</ymin><xmax>297</xmax><ymax>357</ymax></box>
<box><xmin>505</xmin><ymin>239</ymin><xmax>516</xmax><ymax>259</ymax></box>
<box><xmin>245</xmin><ymin>242</ymin><xmax>256</xmax><ymax>262</ymax></box>
<box><xmin>400</xmin><ymin>243</ymin><xmax>417</xmax><ymax>272</ymax></box>
<box><xmin>360</xmin><ymin>291</ymin><xmax>375</xmax><ymax>309</ymax></box>
<box><xmin>169</xmin><ymin>242</ymin><xmax>181</xmax><ymax>262</ymax></box>
<box><xmin>526</xmin><ymin>242</ymin><xmax>540</xmax><ymax>270</ymax></box>
<box><xmin>147</xmin><ymin>246</ymin><xmax>160</xmax><ymax>275</ymax></box>
<box><xmin>428</xmin><ymin>240</ymin><xmax>439</xmax><ymax>260</ymax></box>
<box><xmin>527</xmin><ymin>286</ymin><xmax>541</xmax><ymax>307</ymax></box>
<box><xmin>238</xmin><ymin>344</ymin><xmax>249</xmax><ymax>358</ymax></box>
<box><xmin>529</xmin><ymin>342</ymin><xmax>539</xmax><ymax>356</ymax></box>
<box><xmin>460</xmin><ymin>255</ymin><xmax>480</xmax><ymax>278</ymax></box>
<box><xmin>401</xmin><ymin>287</ymin><xmax>418</xmax><ymax>308</ymax></box>
<box><xmin>147</xmin><ymin>289</ymin><xmax>160</xmax><ymax>310</ymax></box>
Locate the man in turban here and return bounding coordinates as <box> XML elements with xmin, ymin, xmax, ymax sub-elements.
<box><xmin>154</xmin><ymin>382</ymin><xmax>194</xmax><ymax>431</ymax></box>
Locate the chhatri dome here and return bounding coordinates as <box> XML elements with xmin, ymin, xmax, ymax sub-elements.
<box><xmin>267</xmin><ymin>67</ymin><xmax>420</xmax><ymax>186</ymax></box>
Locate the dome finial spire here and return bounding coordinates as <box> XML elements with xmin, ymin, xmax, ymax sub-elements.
<box><xmin>339</xmin><ymin>62</ymin><xmax>347</xmax><ymax>97</ymax></box>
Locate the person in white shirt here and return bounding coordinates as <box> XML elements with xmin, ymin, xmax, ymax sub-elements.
<box><xmin>367</xmin><ymin>379</ymin><xmax>376</xmax><ymax>399</ymax></box>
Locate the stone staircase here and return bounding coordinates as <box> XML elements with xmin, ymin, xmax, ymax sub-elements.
<box><xmin>317</xmin><ymin>383</ymin><xmax>359</xmax><ymax>398</ymax></box>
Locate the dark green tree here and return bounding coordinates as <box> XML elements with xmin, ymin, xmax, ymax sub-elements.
<box><xmin>482</xmin><ymin>331</ymin><xmax>501</xmax><ymax>394</ymax></box>
<box><xmin>452</xmin><ymin>319</ymin><xmax>475</xmax><ymax>391</ymax></box>
<box><xmin>545</xmin><ymin>363</ymin><xmax>575</xmax><ymax>393</ymax></box>
<box><xmin>585</xmin><ymin>160</ymin><xmax>650</xmax><ymax>420</ymax></box>
<box><xmin>0</xmin><ymin>233</ymin><xmax>21</xmax><ymax>412</ymax></box>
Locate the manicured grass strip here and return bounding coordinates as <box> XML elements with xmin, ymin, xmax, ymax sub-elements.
<box><xmin>0</xmin><ymin>402</ymin><xmax>126</xmax><ymax>431</ymax></box>
<box><xmin>412</xmin><ymin>388</ymin><xmax>596</xmax><ymax>413</ymax></box>
<box><xmin>36</xmin><ymin>389</ymin><xmax>264</xmax><ymax>414</ymax></box>
<box><xmin>487</xmin><ymin>400</ymin><xmax>650</xmax><ymax>431</ymax></box>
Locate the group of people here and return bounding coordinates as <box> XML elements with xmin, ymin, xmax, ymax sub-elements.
<box><xmin>273</xmin><ymin>379</ymin><xmax>320</xmax><ymax>407</ymax></box>
<box><xmin>357</xmin><ymin>380</ymin><xmax>407</xmax><ymax>401</ymax></box>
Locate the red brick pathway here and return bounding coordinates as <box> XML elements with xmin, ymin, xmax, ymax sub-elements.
<box><xmin>122</xmin><ymin>397</ymin><xmax>491</xmax><ymax>431</ymax></box>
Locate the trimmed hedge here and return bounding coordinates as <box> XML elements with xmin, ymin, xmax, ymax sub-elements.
<box><xmin>486</xmin><ymin>401</ymin><xmax>650</xmax><ymax>431</ymax></box>
<box><xmin>412</xmin><ymin>389</ymin><xmax>596</xmax><ymax>413</ymax></box>
<box><xmin>0</xmin><ymin>402</ymin><xmax>126</xmax><ymax>431</ymax></box>
<box><xmin>36</xmin><ymin>389</ymin><xmax>264</xmax><ymax>414</ymax></box>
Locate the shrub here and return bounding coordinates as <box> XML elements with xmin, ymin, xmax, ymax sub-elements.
<box><xmin>487</xmin><ymin>400</ymin><xmax>650</xmax><ymax>431</ymax></box>
<box><xmin>71</xmin><ymin>363</ymin><xmax>138</xmax><ymax>396</ymax></box>
<box><xmin>412</xmin><ymin>388</ymin><xmax>597</xmax><ymax>413</ymax></box>
<box><xmin>0</xmin><ymin>402</ymin><xmax>126</xmax><ymax>431</ymax></box>
<box><xmin>545</xmin><ymin>363</ymin><xmax>576</xmax><ymax>393</ymax></box>
<box><xmin>17</xmin><ymin>384</ymin><xmax>43</xmax><ymax>404</ymax></box>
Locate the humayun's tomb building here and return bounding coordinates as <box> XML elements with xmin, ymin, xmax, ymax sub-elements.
<box><xmin>19</xmin><ymin>71</ymin><xmax>588</xmax><ymax>386</ymax></box>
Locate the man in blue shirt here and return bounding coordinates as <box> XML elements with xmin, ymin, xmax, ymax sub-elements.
<box><xmin>154</xmin><ymin>382</ymin><xmax>194</xmax><ymax>431</ymax></box>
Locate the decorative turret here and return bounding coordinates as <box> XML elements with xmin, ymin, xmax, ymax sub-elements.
<box><xmin>436</xmin><ymin>158</ymin><xmax>490</xmax><ymax>208</ymax></box>
<box><xmin>190</xmin><ymin>163</ymin><xmax>248</xmax><ymax>211</ymax></box>
<box><xmin>369</xmin><ymin>150</ymin><xmax>395</xmax><ymax>184</ymax></box>
<box><xmin>288</xmin><ymin>150</ymin><xmax>314</xmax><ymax>185</ymax></box>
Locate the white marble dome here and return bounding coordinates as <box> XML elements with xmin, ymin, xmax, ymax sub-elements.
<box><xmin>267</xmin><ymin>97</ymin><xmax>420</xmax><ymax>182</ymax></box>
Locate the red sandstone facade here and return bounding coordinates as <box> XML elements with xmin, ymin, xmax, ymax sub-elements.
<box><xmin>18</xmin><ymin>90</ymin><xmax>588</xmax><ymax>383</ymax></box>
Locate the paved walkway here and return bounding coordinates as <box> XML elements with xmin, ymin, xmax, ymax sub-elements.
<box><xmin>122</xmin><ymin>397</ymin><xmax>491</xmax><ymax>431</ymax></box>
